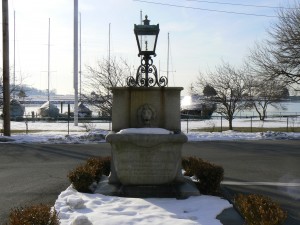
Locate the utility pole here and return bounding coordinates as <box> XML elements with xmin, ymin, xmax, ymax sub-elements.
<box><xmin>74</xmin><ymin>0</ymin><xmax>79</xmax><ymax>126</ymax></box>
<box><xmin>2</xmin><ymin>0</ymin><xmax>11</xmax><ymax>136</ymax></box>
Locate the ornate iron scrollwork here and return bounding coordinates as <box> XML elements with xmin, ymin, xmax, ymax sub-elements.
<box><xmin>127</xmin><ymin>55</ymin><xmax>168</xmax><ymax>87</ymax></box>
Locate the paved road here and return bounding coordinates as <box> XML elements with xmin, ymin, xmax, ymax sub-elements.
<box><xmin>0</xmin><ymin>140</ymin><xmax>299</xmax><ymax>224</ymax></box>
<box><xmin>185</xmin><ymin>140</ymin><xmax>300</xmax><ymax>225</ymax></box>
<box><xmin>0</xmin><ymin>143</ymin><xmax>110</xmax><ymax>224</ymax></box>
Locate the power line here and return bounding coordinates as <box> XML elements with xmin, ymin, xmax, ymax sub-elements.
<box><xmin>133</xmin><ymin>0</ymin><xmax>278</xmax><ymax>18</ymax></box>
<box><xmin>183</xmin><ymin>0</ymin><xmax>297</xmax><ymax>10</ymax></box>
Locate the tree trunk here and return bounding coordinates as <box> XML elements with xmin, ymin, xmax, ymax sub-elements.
<box><xmin>228</xmin><ymin>118</ymin><xmax>233</xmax><ymax>130</ymax></box>
<box><xmin>261</xmin><ymin>110</ymin><xmax>266</xmax><ymax>121</ymax></box>
<box><xmin>254</xmin><ymin>103</ymin><xmax>263</xmax><ymax>120</ymax></box>
<box><xmin>258</xmin><ymin>111</ymin><xmax>263</xmax><ymax>120</ymax></box>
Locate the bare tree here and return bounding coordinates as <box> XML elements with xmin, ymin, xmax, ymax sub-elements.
<box><xmin>82</xmin><ymin>57</ymin><xmax>133</xmax><ymax>116</ymax></box>
<box><xmin>197</xmin><ymin>62</ymin><xmax>248</xmax><ymax>130</ymax></box>
<box><xmin>245</xmin><ymin>74</ymin><xmax>288</xmax><ymax>120</ymax></box>
<box><xmin>0</xmin><ymin>72</ymin><xmax>20</xmax><ymax>108</ymax></box>
<box><xmin>249</xmin><ymin>3</ymin><xmax>300</xmax><ymax>86</ymax></box>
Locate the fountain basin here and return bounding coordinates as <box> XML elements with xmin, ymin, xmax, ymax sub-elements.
<box><xmin>106</xmin><ymin>131</ymin><xmax>187</xmax><ymax>185</ymax></box>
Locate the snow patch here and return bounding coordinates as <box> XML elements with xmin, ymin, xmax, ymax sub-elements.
<box><xmin>67</xmin><ymin>196</ymin><xmax>85</xmax><ymax>209</ymax></box>
<box><xmin>118</xmin><ymin>128</ymin><xmax>173</xmax><ymax>134</ymax></box>
<box><xmin>70</xmin><ymin>215</ymin><xmax>92</xmax><ymax>225</ymax></box>
<box><xmin>55</xmin><ymin>186</ymin><xmax>232</xmax><ymax>225</ymax></box>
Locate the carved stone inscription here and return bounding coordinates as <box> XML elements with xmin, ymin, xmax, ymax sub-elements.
<box><xmin>119</xmin><ymin>159</ymin><xmax>174</xmax><ymax>178</ymax></box>
<box><xmin>113</xmin><ymin>144</ymin><xmax>181</xmax><ymax>185</ymax></box>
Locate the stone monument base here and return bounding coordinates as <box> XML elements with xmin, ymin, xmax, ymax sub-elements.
<box><xmin>102</xmin><ymin>131</ymin><xmax>200</xmax><ymax>198</ymax></box>
<box><xmin>95</xmin><ymin>176</ymin><xmax>200</xmax><ymax>199</ymax></box>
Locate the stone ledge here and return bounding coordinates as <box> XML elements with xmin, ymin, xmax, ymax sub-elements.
<box><xmin>95</xmin><ymin>176</ymin><xmax>200</xmax><ymax>199</ymax></box>
<box><xmin>106</xmin><ymin>132</ymin><xmax>188</xmax><ymax>145</ymax></box>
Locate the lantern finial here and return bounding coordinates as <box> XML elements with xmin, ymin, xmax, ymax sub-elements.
<box><xmin>143</xmin><ymin>15</ymin><xmax>150</xmax><ymax>25</ymax></box>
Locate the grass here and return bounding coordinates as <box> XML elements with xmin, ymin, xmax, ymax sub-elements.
<box><xmin>5</xmin><ymin>127</ymin><xmax>300</xmax><ymax>134</ymax></box>
<box><xmin>190</xmin><ymin>127</ymin><xmax>300</xmax><ymax>132</ymax></box>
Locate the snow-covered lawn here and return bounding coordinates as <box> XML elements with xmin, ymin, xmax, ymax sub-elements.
<box><xmin>1</xmin><ymin>118</ymin><xmax>300</xmax><ymax>143</ymax></box>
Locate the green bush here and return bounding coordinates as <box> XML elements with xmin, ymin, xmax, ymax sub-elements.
<box><xmin>8</xmin><ymin>204</ymin><xmax>59</xmax><ymax>225</ymax></box>
<box><xmin>182</xmin><ymin>156</ymin><xmax>224</xmax><ymax>195</ymax></box>
<box><xmin>234</xmin><ymin>193</ymin><xmax>287</xmax><ymax>225</ymax></box>
<box><xmin>68</xmin><ymin>156</ymin><xmax>111</xmax><ymax>193</ymax></box>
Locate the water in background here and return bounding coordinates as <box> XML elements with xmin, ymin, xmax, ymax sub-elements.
<box><xmin>233</xmin><ymin>101</ymin><xmax>300</xmax><ymax>117</ymax></box>
<box><xmin>11</xmin><ymin>100</ymin><xmax>300</xmax><ymax>118</ymax></box>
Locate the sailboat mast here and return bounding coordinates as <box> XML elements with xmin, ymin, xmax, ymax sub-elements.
<box><xmin>108</xmin><ymin>23</ymin><xmax>111</xmax><ymax>73</ymax></box>
<box><xmin>108</xmin><ymin>22</ymin><xmax>111</xmax><ymax>131</ymax></box>
<box><xmin>167</xmin><ymin>32</ymin><xmax>169</xmax><ymax>87</ymax></box>
<box><xmin>108</xmin><ymin>23</ymin><xmax>111</xmax><ymax>92</ymax></box>
<box><xmin>48</xmin><ymin>18</ymin><xmax>50</xmax><ymax>102</ymax></box>
<box><xmin>140</xmin><ymin>10</ymin><xmax>142</xmax><ymax>52</ymax></box>
<box><xmin>79</xmin><ymin>12</ymin><xmax>82</xmax><ymax>101</ymax></box>
<box><xmin>13</xmin><ymin>11</ymin><xmax>16</xmax><ymax>98</ymax></box>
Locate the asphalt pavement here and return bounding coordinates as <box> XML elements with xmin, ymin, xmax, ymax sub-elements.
<box><xmin>0</xmin><ymin>140</ymin><xmax>299</xmax><ymax>224</ymax></box>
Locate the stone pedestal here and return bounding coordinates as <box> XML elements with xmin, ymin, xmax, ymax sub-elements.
<box><xmin>111</xmin><ymin>87</ymin><xmax>182</xmax><ymax>132</ymax></box>
<box><xmin>100</xmin><ymin>87</ymin><xmax>200</xmax><ymax>198</ymax></box>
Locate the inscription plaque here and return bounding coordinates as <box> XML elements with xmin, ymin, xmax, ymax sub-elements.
<box><xmin>107</xmin><ymin>132</ymin><xmax>187</xmax><ymax>185</ymax></box>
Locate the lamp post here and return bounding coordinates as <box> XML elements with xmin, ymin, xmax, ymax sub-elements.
<box><xmin>127</xmin><ymin>15</ymin><xmax>168</xmax><ymax>87</ymax></box>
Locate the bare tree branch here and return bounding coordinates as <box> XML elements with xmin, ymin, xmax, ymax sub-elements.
<box><xmin>82</xmin><ymin>57</ymin><xmax>133</xmax><ymax>116</ymax></box>
<box><xmin>249</xmin><ymin>2</ymin><xmax>300</xmax><ymax>85</ymax></box>
<box><xmin>196</xmin><ymin>61</ymin><xmax>248</xmax><ymax>130</ymax></box>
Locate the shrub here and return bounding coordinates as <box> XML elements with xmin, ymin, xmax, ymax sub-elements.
<box><xmin>68</xmin><ymin>164</ymin><xmax>96</xmax><ymax>193</ymax></box>
<box><xmin>86</xmin><ymin>156</ymin><xmax>111</xmax><ymax>178</ymax></box>
<box><xmin>8</xmin><ymin>204</ymin><xmax>59</xmax><ymax>225</ymax></box>
<box><xmin>181</xmin><ymin>157</ymin><xmax>193</xmax><ymax>176</ymax></box>
<box><xmin>86</xmin><ymin>158</ymin><xmax>105</xmax><ymax>182</ymax></box>
<box><xmin>68</xmin><ymin>156</ymin><xmax>111</xmax><ymax>193</ymax></box>
<box><xmin>182</xmin><ymin>156</ymin><xmax>224</xmax><ymax>195</ymax></box>
<box><xmin>234</xmin><ymin>193</ymin><xmax>287</xmax><ymax>225</ymax></box>
<box><xmin>100</xmin><ymin>156</ymin><xmax>111</xmax><ymax>176</ymax></box>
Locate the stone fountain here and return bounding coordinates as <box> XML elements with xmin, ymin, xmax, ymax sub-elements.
<box><xmin>96</xmin><ymin>16</ymin><xmax>200</xmax><ymax>198</ymax></box>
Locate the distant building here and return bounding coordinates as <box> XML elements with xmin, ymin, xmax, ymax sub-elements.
<box><xmin>10</xmin><ymin>99</ymin><xmax>25</xmax><ymax>119</ymax></box>
<box><xmin>78</xmin><ymin>102</ymin><xmax>92</xmax><ymax>118</ymax></box>
<box><xmin>37</xmin><ymin>101</ymin><xmax>59</xmax><ymax>118</ymax></box>
<box><xmin>181</xmin><ymin>95</ymin><xmax>216</xmax><ymax>118</ymax></box>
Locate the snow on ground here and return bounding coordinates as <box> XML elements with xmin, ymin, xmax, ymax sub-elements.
<box><xmin>1</xmin><ymin>118</ymin><xmax>299</xmax><ymax>224</ymax></box>
<box><xmin>55</xmin><ymin>185</ymin><xmax>231</xmax><ymax>225</ymax></box>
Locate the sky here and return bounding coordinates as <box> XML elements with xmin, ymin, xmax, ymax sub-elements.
<box><xmin>0</xmin><ymin>0</ymin><xmax>295</xmax><ymax>95</ymax></box>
